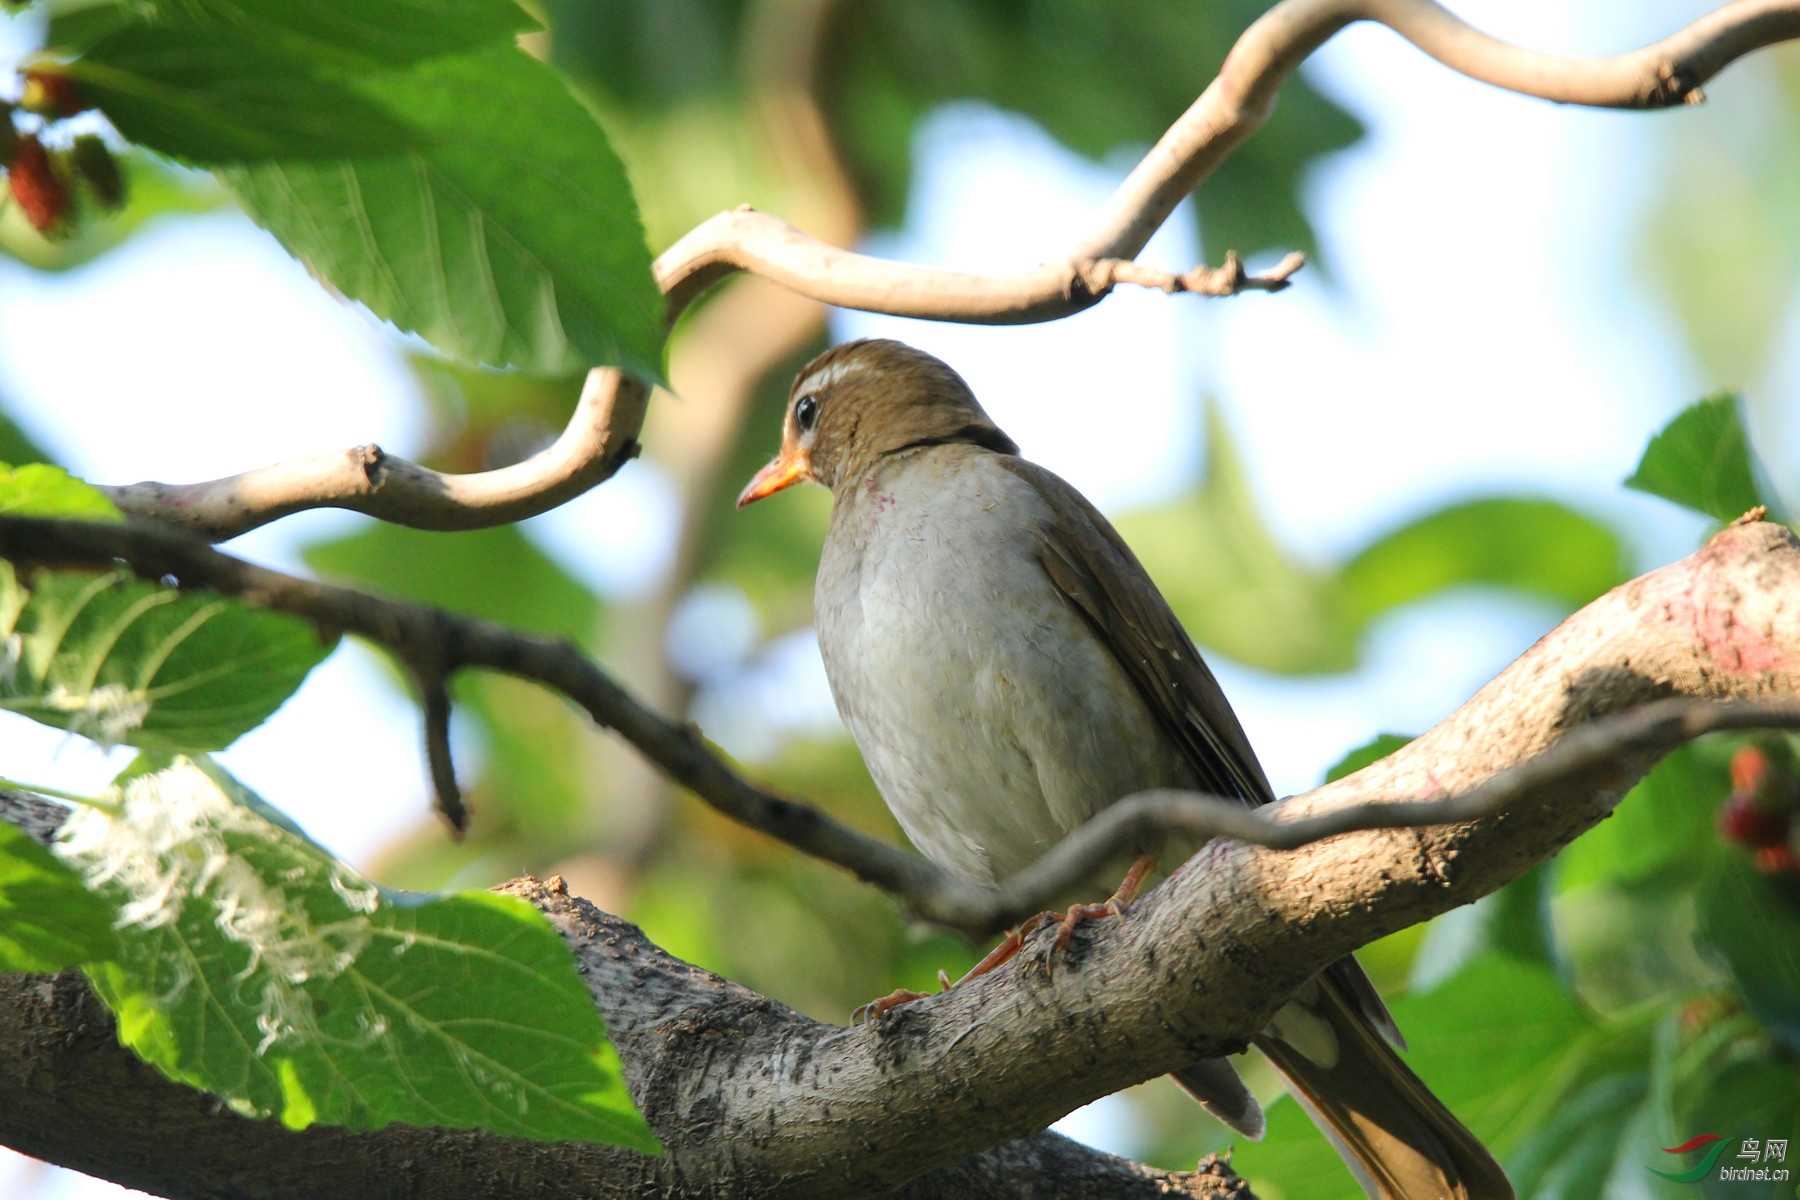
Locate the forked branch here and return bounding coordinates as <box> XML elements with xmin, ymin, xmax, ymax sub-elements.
<box><xmin>1</xmin><ymin>514</ymin><xmax>1797</xmax><ymax>937</ymax></box>
<box><xmin>97</xmin><ymin>0</ymin><xmax>1800</xmax><ymax>538</ymax></box>
<box><xmin>7</xmin><ymin>521</ymin><xmax>1800</xmax><ymax>1198</ymax></box>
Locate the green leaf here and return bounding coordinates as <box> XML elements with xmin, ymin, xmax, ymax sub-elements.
<box><xmin>1697</xmin><ymin>856</ymin><xmax>1800</xmax><ymax>1052</ymax></box>
<box><xmin>1324</xmin><ymin>733</ymin><xmax>1413</xmax><ymax>784</ymax></box>
<box><xmin>1626</xmin><ymin>394</ymin><xmax>1768</xmax><ymax>525</ymax></box>
<box><xmin>222</xmin><ymin>44</ymin><xmax>663</xmax><ymax>375</ymax></box>
<box><xmin>58</xmin><ymin>757</ymin><xmax>658</xmax><ymax>1151</ymax></box>
<box><xmin>0</xmin><ymin>462</ymin><xmax>120</xmax><ymax>520</ymax></box>
<box><xmin>1557</xmin><ymin>742</ymin><xmax>1724</xmax><ymax>894</ymax></box>
<box><xmin>68</xmin><ymin>25</ymin><xmax>426</xmax><ymax>161</ymax></box>
<box><xmin>1117</xmin><ymin>410</ymin><xmax>1627</xmax><ymax>675</ymax></box>
<box><xmin>0</xmin><ymin>563</ymin><xmax>333</xmax><ymax>751</ymax></box>
<box><xmin>1233</xmin><ymin>955</ymin><xmax>1595</xmax><ymax>1199</ymax></box>
<box><xmin>154</xmin><ymin>0</ymin><xmax>537</xmax><ymax>64</ymax></box>
<box><xmin>1342</xmin><ymin>499</ymin><xmax>1628</xmax><ymax>628</ymax></box>
<box><xmin>0</xmin><ymin>817</ymin><xmax>119</xmax><ymax>972</ymax></box>
<box><xmin>1115</xmin><ymin>404</ymin><xmax>1353</xmax><ymax>674</ymax></box>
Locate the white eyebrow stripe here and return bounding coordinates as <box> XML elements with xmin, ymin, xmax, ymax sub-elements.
<box><xmin>798</xmin><ymin>358</ymin><xmax>865</xmax><ymax>395</ymax></box>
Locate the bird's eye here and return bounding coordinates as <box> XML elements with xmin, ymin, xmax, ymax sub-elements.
<box><xmin>794</xmin><ymin>394</ymin><xmax>819</xmax><ymax>433</ymax></box>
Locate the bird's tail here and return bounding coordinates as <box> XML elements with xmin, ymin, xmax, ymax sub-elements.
<box><xmin>1251</xmin><ymin>974</ymin><xmax>1515</xmax><ymax>1200</ymax></box>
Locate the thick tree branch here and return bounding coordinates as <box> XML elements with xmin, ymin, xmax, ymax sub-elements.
<box><xmin>99</xmin><ymin>368</ymin><xmax>650</xmax><ymax>541</ymax></box>
<box><xmin>655</xmin><ymin>0</ymin><xmax>1800</xmax><ymax>324</ymax></box>
<box><xmin>97</xmin><ymin>1</ymin><xmax>1800</xmax><ymax>539</ymax></box>
<box><xmin>0</xmin><ymin>791</ymin><xmax>1250</xmax><ymax>1200</ymax></box>
<box><xmin>3</xmin><ymin>515</ymin><xmax>1800</xmax><ymax>940</ymax></box>
<box><xmin>7</xmin><ymin>521</ymin><xmax>1800</xmax><ymax>1197</ymax></box>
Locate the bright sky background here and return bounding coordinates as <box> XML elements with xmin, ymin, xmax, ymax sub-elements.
<box><xmin>0</xmin><ymin>0</ymin><xmax>1774</xmax><ymax>1189</ymax></box>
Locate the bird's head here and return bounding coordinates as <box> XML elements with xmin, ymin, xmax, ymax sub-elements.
<box><xmin>736</xmin><ymin>339</ymin><xmax>1018</xmax><ymax>507</ymax></box>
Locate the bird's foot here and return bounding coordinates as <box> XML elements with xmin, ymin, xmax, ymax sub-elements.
<box><xmin>853</xmin><ymin>988</ymin><xmax>932</xmax><ymax>1023</ymax></box>
<box><xmin>1051</xmin><ymin>855</ymin><xmax>1158</xmax><ymax>953</ymax></box>
<box><xmin>853</xmin><ymin>915</ymin><xmax>1053</xmax><ymax>1023</ymax></box>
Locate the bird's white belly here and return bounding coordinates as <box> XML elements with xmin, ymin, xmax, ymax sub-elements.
<box><xmin>815</xmin><ymin>451</ymin><xmax>1193</xmax><ymax>885</ymax></box>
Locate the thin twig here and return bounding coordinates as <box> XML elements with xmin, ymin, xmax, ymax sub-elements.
<box><xmin>2</xmin><ymin>514</ymin><xmax>1792</xmax><ymax>935</ymax></box>
<box><xmin>95</xmin><ymin>1</ymin><xmax>1800</xmax><ymax>537</ymax></box>
<box><xmin>414</xmin><ymin>664</ymin><xmax>468</xmax><ymax>836</ymax></box>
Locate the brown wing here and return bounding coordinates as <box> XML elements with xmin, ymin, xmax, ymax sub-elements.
<box><xmin>993</xmin><ymin>456</ymin><xmax>1275</xmax><ymax>808</ymax></box>
<box><xmin>995</xmin><ymin>456</ymin><xmax>1410</xmax><ymax>1048</ymax></box>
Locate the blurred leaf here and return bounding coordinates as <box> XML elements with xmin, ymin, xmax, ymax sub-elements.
<box><xmin>0</xmin><ymin>155</ymin><xmax>226</xmax><ymax>272</ymax></box>
<box><xmin>63</xmin><ymin>756</ymin><xmax>658</xmax><ymax>1151</ymax></box>
<box><xmin>1698</xmin><ymin>857</ymin><xmax>1800</xmax><ymax>1052</ymax></box>
<box><xmin>1324</xmin><ymin>733</ymin><xmax>1413</xmax><ymax>783</ymax></box>
<box><xmin>1116</xmin><ymin>404</ymin><xmax>1350</xmax><ymax>673</ymax></box>
<box><xmin>304</xmin><ymin>521</ymin><xmax>600</xmax><ymax>645</ymax></box>
<box><xmin>0</xmin><ymin>466</ymin><xmax>331</xmax><ymax>751</ymax></box>
<box><xmin>1680</xmin><ymin>1051</ymin><xmax>1800</xmax><ymax>1200</ymax></box>
<box><xmin>0</xmin><ymin>816</ymin><xmax>118</xmax><ymax>972</ymax></box>
<box><xmin>0</xmin><ymin>462</ymin><xmax>120</xmax><ymax>520</ymax></box>
<box><xmin>0</xmin><ymin>408</ymin><xmax>53</xmax><ymax>469</ymax></box>
<box><xmin>1626</xmin><ymin>394</ymin><xmax>1768</xmax><ymax>525</ymax></box>
<box><xmin>544</xmin><ymin>0</ymin><xmax>742</xmax><ymax>109</ymax></box>
<box><xmin>1234</xmin><ymin>955</ymin><xmax>1595</xmax><ymax>1199</ymax></box>
<box><xmin>1557</xmin><ymin>742</ymin><xmax>1725</xmax><ymax>894</ymax></box>
<box><xmin>1119</xmin><ymin>410</ymin><xmax>1625</xmax><ymax>674</ymax></box>
<box><xmin>811</xmin><ymin>0</ymin><xmax>1360</xmax><ymax>261</ymax></box>
<box><xmin>223</xmin><ymin>45</ymin><xmax>663</xmax><ymax>375</ymax></box>
<box><xmin>1342</xmin><ymin>499</ymin><xmax>1628</xmax><ymax>627</ymax></box>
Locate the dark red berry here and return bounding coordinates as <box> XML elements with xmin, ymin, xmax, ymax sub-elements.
<box><xmin>70</xmin><ymin>134</ymin><xmax>125</xmax><ymax>211</ymax></box>
<box><xmin>7</xmin><ymin>134</ymin><xmax>70</xmax><ymax>235</ymax></box>
<box><xmin>1720</xmin><ymin>793</ymin><xmax>1792</xmax><ymax>849</ymax></box>
<box><xmin>19</xmin><ymin>68</ymin><xmax>90</xmax><ymax>119</ymax></box>
<box><xmin>0</xmin><ymin>104</ymin><xmax>17</xmax><ymax>168</ymax></box>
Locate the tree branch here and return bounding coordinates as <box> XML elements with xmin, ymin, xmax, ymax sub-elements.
<box><xmin>0</xmin><ymin>790</ymin><xmax>1251</xmax><ymax>1200</ymax></box>
<box><xmin>95</xmin><ymin>1</ymin><xmax>1800</xmax><ymax>539</ymax></box>
<box><xmin>2</xmin><ymin>515</ymin><xmax>1799</xmax><ymax>941</ymax></box>
<box><xmin>8</xmin><ymin>521</ymin><xmax>1800</xmax><ymax>1197</ymax></box>
<box><xmin>98</xmin><ymin>368</ymin><xmax>650</xmax><ymax>542</ymax></box>
<box><xmin>654</xmin><ymin>0</ymin><xmax>1800</xmax><ymax>325</ymax></box>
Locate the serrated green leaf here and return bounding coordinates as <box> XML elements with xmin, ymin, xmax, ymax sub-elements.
<box><xmin>222</xmin><ymin>44</ymin><xmax>662</xmax><ymax>375</ymax></box>
<box><xmin>0</xmin><ymin>462</ymin><xmax>121</xmax><ymax>520</ymax></box>
<box><xmin>0</xmin><ymin>816</ymin><xmax>119</xmax><ymax>971</ymax></box>
<box><xmin>68</xmin><ymin>25</ymin><xmax>426</xmax><ymax>161</ymax></box>
<box><xmin>1626</xmin><ymin>395</ymin><xmax>1768</xmax><ymax>525</ymax></box>
<box><xmin>57</xmin><ymin>757</ymin><xmax>657</xmax><ymax>1151</ymax></box>
<box><xmin>0</xmin><ymin>564</ymin><xmax>333</xmax><ymax>751</ymax></box>
<box><xmin>1698</xmin><ymin>857</ymin><xmax>1800</xmax><ymax>1052</ymax></box>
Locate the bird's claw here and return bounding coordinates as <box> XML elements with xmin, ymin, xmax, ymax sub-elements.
<box><xmin>853</xmin><ymin>987</ymin><xmax>931</xmax><ymax>1024</ymax></box>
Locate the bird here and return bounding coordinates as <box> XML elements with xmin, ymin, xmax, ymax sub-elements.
<box><xmin>736</xmin><ymin>337</ymin><xmax>1514</xmax><ymax>1200</ymax></box>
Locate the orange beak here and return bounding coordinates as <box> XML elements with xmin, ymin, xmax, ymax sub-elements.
<box><xmin>736</xmin><ymin>448</ymin><xmax>810</xmax><ymax>508</ymax></box>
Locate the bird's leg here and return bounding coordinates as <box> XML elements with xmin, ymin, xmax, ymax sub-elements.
<box><xmin>1054</xmin><ymin>855</ymin><xmax>1157</xmax><ymax>952</ymax></box>
<box><xmin>853</xmin><ymin>915</ymin><xmax>1050</xmax><ymax>1023</ymax></box>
